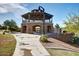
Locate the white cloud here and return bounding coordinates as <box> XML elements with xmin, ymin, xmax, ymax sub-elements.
<box><xmin>0</xmin><ymin>3</ymin><xmax>29</xmax><ymax>14</ymax></box>
<box><xmin>0</xmin><ymin>7</ymin><xmax>8</xmax><ymax>13</ymax></box>
<box><xmin>0</xmin><ymin>3</ymin><xmax>29</xmax><ymax>27</ymax></box>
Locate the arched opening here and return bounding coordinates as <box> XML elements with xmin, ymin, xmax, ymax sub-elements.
<box><xmin>47</xmin><ymin>26</ymin><xmax>51</xmax><ymax>33</ymax></box>
<box><xmin>32</xmin><ymin>25</ymin><xmax>41</xmax><ymax>34</ymax></box>
<box><xmin>22</xmin><ymin>26</ymin><xmax>27</xmax><ymax>33</ymax></box>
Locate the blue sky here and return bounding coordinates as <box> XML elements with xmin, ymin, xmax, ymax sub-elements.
<box><xmin>0</xmin><ymin>3</ymin><xmax>79</xmax><ymax>27</ymax></box>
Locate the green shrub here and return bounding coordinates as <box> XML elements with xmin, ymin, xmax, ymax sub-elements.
<box><xmin>3</xmin><ymin>31</ymin><xmax>5</xmax><ymax>35</ymax></box>
<box><xmin>40</xmin><ymin>35</ymin><xmax>48</xmax><ymax>42</ymax></box>
<box><xmin>73</xmin><ymin>36</ymin><xmax>79</xmax><ymax>45</ymax></box>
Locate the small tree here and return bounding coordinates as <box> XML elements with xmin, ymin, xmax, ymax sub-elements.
<box><xmin>64</xmin><ymin>13</ymin><xmax>79</xmax><ymax>35</ymax></box>
<box><xmin>55</xmin><ymin>24</ymin><xmax>60</xmax><ymax>29</ymax></box>
<box><xmin>55</xmin><ymin>24</ymin><xmax>61</xmax><ymax>34</ymax></box>
<box><xmin>3</xmin><ymin>19</ymin><xmax>19</xmax><ymax>32</ymax></box>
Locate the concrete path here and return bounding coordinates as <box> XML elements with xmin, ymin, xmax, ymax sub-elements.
<box><xmin>13</xmin><ymin>33</ymin><xmax>50</xmax><ymax>56</ymax></box>
<box><xmin>43</xmin><ymin>38</ymin><xmax>79</xmax><ymax>52</ymax></box>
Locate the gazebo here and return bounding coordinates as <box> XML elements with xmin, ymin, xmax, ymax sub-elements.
<box><xmin>21</xmin><ymin>6</ymin><xmax>53</xmax><ymax>34</ymax></box>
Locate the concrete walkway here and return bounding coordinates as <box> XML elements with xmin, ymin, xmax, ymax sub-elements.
<box><xmin>43</xmin><ymin>38</ymin><xmax>79</xmax><ymax>52</ymax></box>
<box><xmin>13</xmin><ymin>33</ymin><xmax>50</xmax><ymax>56</ymax></box>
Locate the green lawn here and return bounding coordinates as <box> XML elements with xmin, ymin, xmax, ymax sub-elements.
<box><xmin>0</xmin><ymin>34</ymin><xmax>16</xmax><ymax>56</ymax></box>
<box><xmin>47</xmin><ymin>48</ymin><xmax>79</xmax><ymax>56</ymax></box>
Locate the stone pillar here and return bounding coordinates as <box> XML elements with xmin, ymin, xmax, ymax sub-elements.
<box><xmin>41</xmin><ymin>24</ymin><xmax>43</xmax><ymax>34</ymax></box>
<box><xmin>26</xmin><ymin>24</ymin><xmax>29</xmax><ymax>33</ymax></box>
<box><xmin>26</xmin><ymin>24</ymin><xmax>33</xmax><ymax>34</ymax></box>
<box><xmin>45</xmin><ymin>24</ymin><xmax>47</xmax><ymax>34</ymax></box>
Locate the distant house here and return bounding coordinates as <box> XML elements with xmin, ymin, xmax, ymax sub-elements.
<box><xmin>21</xmin><ymin>6</ymin><xmax>53</xmax><ymax>34</ymax></box>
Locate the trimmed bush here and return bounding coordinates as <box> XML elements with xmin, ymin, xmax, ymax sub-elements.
<box><xmin>40</xmin><ymin>35</ymin><xmax>48</xmax><ymax>42</ymax></box>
